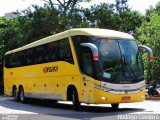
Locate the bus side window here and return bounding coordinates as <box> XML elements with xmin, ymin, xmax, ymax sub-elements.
<box><xmin>5</xmin><ymin>55</ymin><xmax>10</xmax><ymax>68</ymax></box>
<box><xmin>9</xmin><ymin>54</ymin><xmax>16</xmax><ymax>68</ymax></box>
<box><xmin>60</xmin><ymin>40</ymin><xmax>65</xmax><ymax>59</ymax></box>
<box><xmin>26</xmin><ymin>49</ymin><xmax>34</xmax><ymax>65</ymax></box>
<box><xmin>60</xmin><ymin>39</ymin><xmax>74</xmax><ymax>64</ymax></box>
<box><xmin>46</xmin><ymin>42</ymin><xmax>57</xmax><ymax>62</ymax></box>
<box><xmin>45</xmin><ymin>39</ymin><xmax>73</xmax><ymax>63</ymax></box>
<box><xmin>54</xmin><ymin>42</ymin><xmax>60</xmax><ymax>61</ymax></box>
<box><xmin>46</xmin><ymin>43</ymin><xmax>51</xmax><ymax>62</ymax></box>
<box><xmin>16</xmin><ymin>52</ymin><xmax>26</xmax><ymax>67</ymax></box>
<box><xmin>81</xmin><ymin>47</ymin><xmax>94</xmax><ymax>77</ymax></box>
<box><xmin>35</xmin><ymin>46</ymin><xmax>46</xmax><ymax>64</ymax></box>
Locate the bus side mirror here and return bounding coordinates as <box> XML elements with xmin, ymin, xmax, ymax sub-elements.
<box><xmin>138</xmin><ymin>45</ymin><xmax>154</xmax><ymax>61</ymax></box>
<box><xmin>80</xmin><ymin>43</ymin><xmax>99</xmax><ymax>61</ymax></box>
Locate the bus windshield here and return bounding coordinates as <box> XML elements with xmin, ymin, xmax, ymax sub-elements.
<box><xmin>72</xmin><ymin>36</ymin><xmax>144</xmax><ymax>84</ymax></box>
<box><xmin>97</xmin><ymin>39</ymin><xmax>144</xmax><ymax>84</ymax></box>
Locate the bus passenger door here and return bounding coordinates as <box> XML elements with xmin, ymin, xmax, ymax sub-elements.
<box><xmin>80</xmin><ymin>47</ymin><xmax>94</xmax><ymax>103</ymax></box>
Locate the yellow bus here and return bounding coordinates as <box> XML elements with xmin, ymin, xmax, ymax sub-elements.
<box><xmin>4</xmin><ymin>28</ymin><xmax>153</xmax><ymax>110</ymax></box>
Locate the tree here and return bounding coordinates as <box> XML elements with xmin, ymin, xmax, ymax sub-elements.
<box><xmin>0</xmin><ymin>17</ymin><xmax>24</xmax><ymax>93</ymax></box>
<box><xmin>18</xmin><ymin>5</ymin><xmax>60</xmax><ymax>44</ymax></box>
<box><xmin>136</xmin><ymin>10</ymin><xmax>160</xmax><ymax>84</ymax></box>
<box><xmin>83</xmin><ymin>1</ymin><xmax>142</xmax><ymax>33</ymax></box>
<box><xmin>43</xmin><ymin>0</ymin><xmax>91</xmax><ymax>14</ymax></box>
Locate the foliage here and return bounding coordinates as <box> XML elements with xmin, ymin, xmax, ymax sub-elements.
<box><xmin>136</xmin><ymin>2</ymin><xmax>160</xmax><ymax>84</ymax></box>
<box><xmin>43</xmin><ymin>0</ymin><xmax>91</xmax><ymax>14</ymax></box>
<box><xmin>83</xmin><ymin>0</ymin><xmax>142</xmax><ymax>33</ymax></box>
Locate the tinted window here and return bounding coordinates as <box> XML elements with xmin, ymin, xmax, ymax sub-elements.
<box><xmin>16</xmin><ymin>52</ymin><xmax>26</xmax><ymax>67</ymax></box>
<box><xmin>35</xmin><ymin>45</ymin><xmax>46</xmax><ymax>64</ymax></box>
<box><xmin>47</xmin><ymin>41</ymin><xmax>60</xmax><ymax>62</ymax></box>
<box><xmin>26</xmin><ymin>49</ymin><xmax>34</xmax><ymax>65</ymax></box>
<box><xmin>60</xmin><ymin>39</ymin><xmax>74</xmax><ymax>64</ymax></box>
<box><xmin>5</xmin><ymin>55</ymin><xmax>10</xmax><ymax>68</ymax></box>
<box><xmin>5</xmin><ymin>37</ymin><xmax>74</xmax><ymax>68</ymax></box>
<box><xmin>81</xmin><ymin>47</ymin><xmax>94</xmax><ymax>77</ymax></box>
<box><xmin>9</xmin><ymin>54</ymin><xmax>16</xmax><ymax>68</ymax></box>
<box><xmin>72</xmin><ymin>36</ymin><xmax>95</xmax><ymax>77</ymax></box>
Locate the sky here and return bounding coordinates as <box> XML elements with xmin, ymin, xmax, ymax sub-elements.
<box><xmin>0</xmin><ymin>0</ymin><xmax>159</xmax><ymax>16</ymax></box>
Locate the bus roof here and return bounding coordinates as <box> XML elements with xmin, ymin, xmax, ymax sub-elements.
<box><xmin>5</xmin><ymin>28</ymin><xmax>134</xmax><ymax>55</ymax></box>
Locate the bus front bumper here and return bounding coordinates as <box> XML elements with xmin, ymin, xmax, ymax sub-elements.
<box><xmin>94</xmin><ymin>88</ymin><xmax>145</xmax><ymax>104</ymax></box>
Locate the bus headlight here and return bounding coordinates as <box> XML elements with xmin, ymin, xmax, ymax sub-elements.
<box><xmin>101</xmin><ymin>96</ymin><xmax>106</xmax><ymax>100</ymax></box>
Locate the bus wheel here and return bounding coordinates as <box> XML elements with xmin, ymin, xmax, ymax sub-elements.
<box><xmin>19</xmin><ymin>87</ymin><xmax>26</xmax><ymax>103</ymax></box>
<box><xmin>13</xmin><ymin>88</ymin><xmax>19</xmax><ymax>102</ymax></box>
<box><xmin>111</xmin><ymin>104</ymin><xmax>119</xmax><ymax>109</ymax></box>
<box><xmin>72</xmin><ymin>88</ymin><xmax>80</xmax><ymax>111</ymax></box>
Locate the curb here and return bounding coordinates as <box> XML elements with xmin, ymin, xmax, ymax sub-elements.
<box><xmin>145</xmin><ymin>97</ymin><xmax>160</xmax><ymax>100</ymax></box>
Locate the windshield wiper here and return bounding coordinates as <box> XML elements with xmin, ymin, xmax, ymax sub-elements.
<box><xmin>122</xmin><ymin>55</ymin><xmax>138</xmax><ymax>81</ymax></box>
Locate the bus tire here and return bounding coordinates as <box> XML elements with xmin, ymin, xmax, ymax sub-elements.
<box><xmin>111</xmin><ymin>103</ymin><xmax>119</xmax><ymax>109</ymax></box>
<box><xmin>13</xmin><ymin>87</ymin><xmax>19</xmax><ymax>102</ymax></box>
<box><xmin>19</xmin><ymin>87</ymin><xmax>26</xmax><ymax>103</ymax></box>
<box><xmin>72</xmin><ymin>88</ymin><xmax>80</xmax><ymax>111</ymax></box>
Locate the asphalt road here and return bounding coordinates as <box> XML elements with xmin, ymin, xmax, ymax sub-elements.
<box><xmin>0</xmin><ymin>96</ymin><xmax>160</xmax><ymax>120</ymax></box>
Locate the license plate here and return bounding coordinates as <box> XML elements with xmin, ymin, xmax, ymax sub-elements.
<box><xmin>122</xmin><ymin>96</ymin><xmax>130</xmax><ymax>100</ymax></box>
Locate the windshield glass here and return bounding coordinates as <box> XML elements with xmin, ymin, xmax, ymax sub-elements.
<box><xmin>98</xmin><ymin>39</ymin><xmax>123</xmax><ymax>83</ymax></box>
<box><xmin>119</xmin><ymin>40</ymin><xmax>144</xmax><ymax>81</ymax></box>
<box><xmin>72</xmin><ymin>36</ymin><xmax>144</xmax><ymax>84</ymax></box>
<box><xmin>98</xmin><ymin>39</ymin><xmax>144</xmax><ymax>84</ymax></box>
